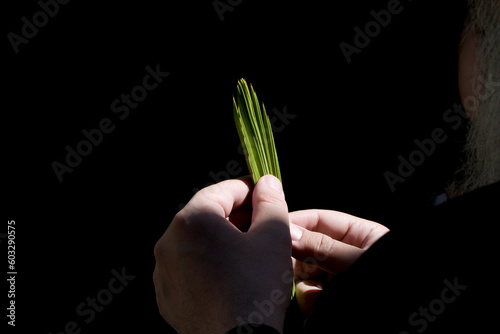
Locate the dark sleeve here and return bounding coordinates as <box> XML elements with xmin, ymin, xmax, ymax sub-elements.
<box><xmin>226</xmin><ymin>324</ymin><xmax>280</xmax><ymax>334</ymax></box>
<box><xmin>303</xmin><ymin>183</ymin><xmax>499</xmax><ymax>333</ymax></box>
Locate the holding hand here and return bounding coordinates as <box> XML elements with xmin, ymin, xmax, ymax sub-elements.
<box><xmin>289</xmin><ymin>209</ymin><xmax>389</xmax><ymax>315</ymax></box>
<box><xmin>153</xmin><ymin>175</ymin><xmax>293</xmax><ymax>334</ymax></box>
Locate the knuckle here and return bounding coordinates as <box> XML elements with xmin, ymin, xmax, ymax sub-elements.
<box><xmin>172</xmin><ymin>208</ymin><xmax>199</xmax><ymax>230</ymax></box>
<box><xmin>173</xmin><ymin>209</ymin><xmax>190</xmax><ymax>226</ymax></box>
<box><xmin>153</xmin><ymin>239</ymin><xmax>166</xmax><ymax>260</ymax></box>
<box><xmin>154</xmin><ymin>211</ymin><xmax>193</xmax><ymax>261</ymax></box>
<box><xmin>254</xmin><ymin>189</ymin><xmax>286</xmax><ymax>208</ymax></box>
<box><xmin>313</xmin><ymin>233</ymin><xmax>333</xmax><ymax>260</ymax></box>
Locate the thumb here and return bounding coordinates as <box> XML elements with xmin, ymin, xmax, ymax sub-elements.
<box><xmin>290</xmin><ymin>223</ymin><xmax>364</xmax><ymax>273</ymax></box>
<box><xmin>248</xmin><ymin>175</ymin><xmax>289</xmax><ymax>241</ymax></box>
<box><xmin>295</xmin><ymin>280</ymin><xmax>324</xmax><ymax>316</ymax></box>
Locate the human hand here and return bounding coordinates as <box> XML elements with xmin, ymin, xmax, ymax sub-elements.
<box><xmin>153</xmin><ymin>175</ymin><xmax>293</xmax><ymax>334</ymax></box>
<box><xmin>288</xmin><ymin>209</ymin><xmax>389</xmax><ymax>315</ymax></box>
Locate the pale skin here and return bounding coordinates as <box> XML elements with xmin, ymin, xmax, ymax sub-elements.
<box><xmin>154</xmin><ymin>176</ymin><xmax>293</xmax><ymax>333</ymax></box>
<box><xmin>153</xmin><ymin>175</ymin><xmax>388</xmax><ymax>333</ymax></box>
<box><xmin>154</xmin><ymin>14</ymin><xmax>478</xmax><ymax>334</ymax></box>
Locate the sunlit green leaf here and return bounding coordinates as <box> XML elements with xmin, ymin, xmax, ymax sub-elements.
<box><xmin>233</xmin><ymin>79</ymin><xmax>281</xmax><ymax>184</ymax></box>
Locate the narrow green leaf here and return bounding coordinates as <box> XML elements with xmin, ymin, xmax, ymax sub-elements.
<box><xmin>233</xmin><ymin>78</ymin><xmax>281</xmax><ymax>184</ymax></box>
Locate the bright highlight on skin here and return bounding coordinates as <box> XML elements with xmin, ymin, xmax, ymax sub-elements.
<box><xmin>233</xmin><ymin>78</ymin><xmax>295</xmax><ymax>298</ymax></box>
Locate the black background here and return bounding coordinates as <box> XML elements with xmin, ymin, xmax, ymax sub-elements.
<box><xmin>4</xmin><ymin>0</ymin><xmax>468</xmax><ymax>333</ymax></box>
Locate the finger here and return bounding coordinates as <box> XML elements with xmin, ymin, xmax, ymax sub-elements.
<box><xmin>295</xmin><ymin>280</ymin><xmax>324</xmax><ymax>316</ymax></box>
<box><xmin>248</xmin><ymin>175</ymin><xmax>290</xmax><ymax>242</ymax></box>
<box><xmin>184</xmin><ymin>176</ymin><xmax>253</xmax><ymax>221</ymax></box>
<box><xmin>289</xmin><ymin>209</ymin><xmax>388</xmax><ymax>249</ymax></box>
<box><xmin>293</xmin><ymin>258</ymin><xmax>324</xmax><ymax>281</ymax></box>
<box><xmin>290</xmin><ymin>223</ymin><xmax>364</xmax><ymax>274</ymax></box>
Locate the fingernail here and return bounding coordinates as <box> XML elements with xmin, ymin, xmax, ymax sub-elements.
<box><xmin>290</xmin><ymin>224</ymin><xmax>303</xmax><ymax>241</ymax></box>
<box><xmin>264</xmin><ymin>175</ymin><xmax>282</xmax><ymax>193</ymax></box>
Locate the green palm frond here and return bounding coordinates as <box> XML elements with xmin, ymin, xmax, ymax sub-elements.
<box><xmin>233</xmin><ymin>78</ymin><xmax>281</xmax><ymax>184</ymax></box>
